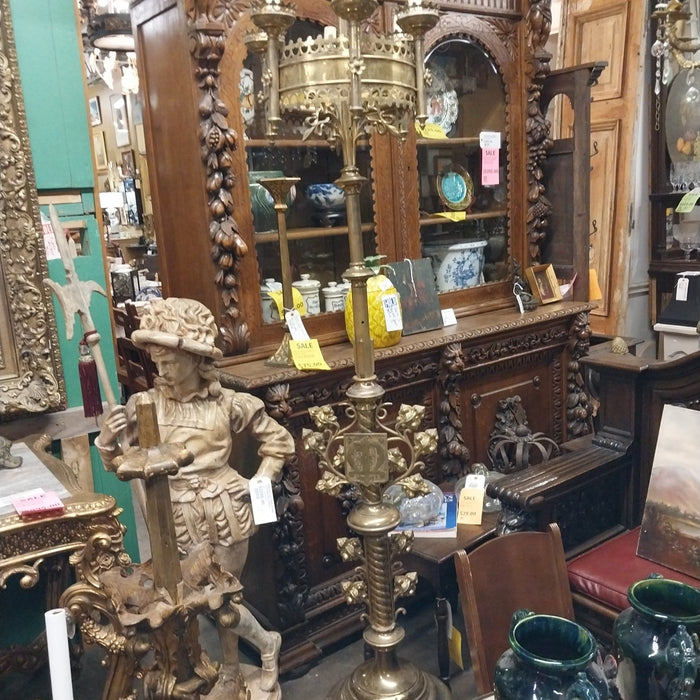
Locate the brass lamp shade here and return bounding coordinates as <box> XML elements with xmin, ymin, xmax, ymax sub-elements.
<box><xmin>278</xmin><ymin>36</ymin><xmax>417</xmax><ymax>118</ymax></box>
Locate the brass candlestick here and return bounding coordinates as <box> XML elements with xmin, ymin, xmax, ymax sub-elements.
<box><xmin>250</xmin><ymin>1</ymin><xmax>449</xmax><ymax>697</ymax></box>
<box><xmin>259</xmin><ymin>176</ymin><xmax>300</xmax><ymax>367</ymax></box>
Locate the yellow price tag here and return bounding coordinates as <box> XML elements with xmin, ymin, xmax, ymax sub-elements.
<box><xmin>415</xmin><ymin>121</ymin><xmax>448</xmax><ymax>139</ymax></box>
<box><xmin>448</xmin><ymin>626</ymin><xmax>464</xmax><ymax>670</ymax></box>
<box><xmin>289</xmin><ymin>339</ymin><xmax>331</xmax><ymax>371</ymax></box>
<box><xmin>436</xmin><ymin>211</ymin><xmax>467</xmax><ymax>223</ymax></box>
<box><xmin>268</xmin><ymin>288</ymin><xmax>306</xmax><ymax>317</ymax></box>
<box><xmin>457</xmin><ymin>474</ymin><xmax>485</xmax><ymax>525</ymax></box>
<box><xmin>675</xmin><ymin>187</ymin><xmax>700</xmax><ymax>213</ymax></box>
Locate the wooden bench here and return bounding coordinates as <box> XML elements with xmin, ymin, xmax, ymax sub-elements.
<box><xmin>487</xmin><ymin>348</ymin><xmax>700</xmax><ymax>639</ymax></box>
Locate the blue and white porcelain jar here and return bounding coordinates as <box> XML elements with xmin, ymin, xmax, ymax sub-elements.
<box><xmin>436</xmin><ymin>240</ymin><xmax>488</xmax><ymax>292</ymax></box>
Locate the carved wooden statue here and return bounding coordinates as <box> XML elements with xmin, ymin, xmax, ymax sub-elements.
<box><xmin>95</xmin><ymin>297</ymin><xmax>295</xmax><ymax>699</ymax></box>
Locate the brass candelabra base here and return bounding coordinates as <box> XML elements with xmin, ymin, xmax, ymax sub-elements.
<box><xmin>327</xmin><ymin>655</ymin><xmax>453</xmax><ymax>700</ymax></box>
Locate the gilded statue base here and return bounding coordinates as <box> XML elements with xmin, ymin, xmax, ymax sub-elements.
<box><xmin>61</xmin><ymin>542</ymin><xmax>244</xmax><ymax>700</ymax></box>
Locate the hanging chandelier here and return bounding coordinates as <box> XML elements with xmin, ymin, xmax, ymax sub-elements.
<box><xmin>79</xmin><ymin>0</ymin><xmax>134</xmax><ymax>53</ymax></box>
<box><xmin>651</xmin><ymin>1</ymin><xmax>700</xmax><ymax>94</ymax></box>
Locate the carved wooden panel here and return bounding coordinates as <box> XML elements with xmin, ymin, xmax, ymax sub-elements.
<box><xmin>588</xmin><ymin>120</ymin><xmax>620</xmax><ymax>319</ymax></box>
<box><xmin>569</xmin><ymin>2</ymin><xmax>628</xmax><ymax>101</ymax></box>
<box><xmin>561</xmin><ymin>0</ymin><xmax>645</xmax><ymax>336</ymax></box>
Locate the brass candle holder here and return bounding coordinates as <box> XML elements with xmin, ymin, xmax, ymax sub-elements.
<box><xmin>259</xmin><ymin>176</ymin><xmax>300</xmax><ymax>367</ymax></box>
<box><xmin>249</xmin><ymin>1</ymin><xmax>449</xmax><ymax>697</ymax></box>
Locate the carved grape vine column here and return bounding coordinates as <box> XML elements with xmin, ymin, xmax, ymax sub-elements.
<box><xmin>187</xmin><ymin>0</ymin><xmax>250</xmax><ymax>354</ymax></box>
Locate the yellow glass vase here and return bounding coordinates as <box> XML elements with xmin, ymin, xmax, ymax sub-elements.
<box><xmin>345</xmin><ymin>272</ymin><xmax>402</xmax><ymax>348</ymax></box>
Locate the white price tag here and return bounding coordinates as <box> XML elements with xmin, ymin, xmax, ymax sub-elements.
<box><xmin>676</xmin><ymin>276</ymin><xmax>690</xmax><ymax>302</ymax></box>
<box><xmin>464</xmin><ymin>473</ymin><xmax>486</xmax><ymax>489</ymax></box>
<box><xmin>249</xmin><ymin>475</ymin><xmax>277</xmax><ymax>525</ymax></box>
<box><xmin>441</xmin><ymin>308</ymin><xmax>457</xmax><ymax>326</ymax></box>
<box><xmin>285</xmin><ymin>309</ymin><xmax>310</xmax><ymax>340</ymax></box>
<box><xmin>479</xmin><ymin>131</ymin><xmax>501</xmax><ymax>149</ymax></box>
<box><xmin>382</xmin><ymin>293</ymin><xmax>403</xmax><ymax>332</ymax></box>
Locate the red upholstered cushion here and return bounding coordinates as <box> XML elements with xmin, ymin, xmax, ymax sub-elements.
<box><xmin>567</xmin><ymin>526</ymin><xmax>700</xmax><ymax>612</ymax></box>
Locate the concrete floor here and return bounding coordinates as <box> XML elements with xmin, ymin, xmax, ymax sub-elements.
<box><xmin>3</xmin><ymin>600</ymin><xmax>477</xmax><ymax>699</ymax></box>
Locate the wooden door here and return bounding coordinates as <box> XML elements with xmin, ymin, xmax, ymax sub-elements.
<box><xmin>559</xmin><ymin>0</ymin><xmax>646</xmax><ymax>336</ymax></box>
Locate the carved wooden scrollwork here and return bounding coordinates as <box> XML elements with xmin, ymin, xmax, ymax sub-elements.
<box><xmin>437</xmin><ymin>342</ymin><xmax>470</xmax><ymax>479</ymax></box>
<box><xmin>263</xmin><ymin>382</ymin><xmax>309</xmax><ymax>626</ymax></box>
<box><xmin>566</xmin><ymin>311</ymin><xmax>593</xmax><ymax>438</ymax></box>
<box><xmin>187</xmin><ymin>0</ymin><xmax>250</xmax><ymax>355</ymax></box>
<box><xmin>0</xmin><ymin>0</ymin><xmax>66</xmax><ymax>419</ymax></box>
<box><xmin>524</xmin><ymin>0</ymin><xmax>553</xmax><ymax>263</ymax></box>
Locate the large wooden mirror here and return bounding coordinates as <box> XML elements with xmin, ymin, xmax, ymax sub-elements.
<box><xmin>0</xmin><ymin>0</ymin><xmax>66</xmax><ymax>421</ymax></box>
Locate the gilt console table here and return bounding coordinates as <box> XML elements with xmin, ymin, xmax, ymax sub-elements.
<box><xmin>0</xmin><ymin>434</ymin><xmax>129</xmax><ymax>675</ymax></box>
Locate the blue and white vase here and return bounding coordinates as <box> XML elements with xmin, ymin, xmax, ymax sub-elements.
<box><xmin>436</xmin><ymin>240</ymin><xmax>487</xmax><ymax>292</ymax></box>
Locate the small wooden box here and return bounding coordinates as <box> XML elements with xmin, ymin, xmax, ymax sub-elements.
<box><xmin>525</xmin><ymin>264</ymin><xmax>562</xmax><ymax>304</ymax></box>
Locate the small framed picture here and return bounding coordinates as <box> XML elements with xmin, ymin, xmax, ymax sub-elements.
<box><xmin>88</xmin><ymin>96</ymin><xmax>101</xmax><ymax>126</ymax></box>
<box><xmin>110</xmin><ymin>94</ymin><xmax>130</xmax><ymax>147</ymax></box>
<box><xmin>525</xmin><ymin>264</ymin><xmax>562</xmax><ymax>304</ymax></box>
<box><xmin>93</xmin><ymin>131</ymin><xmax>108</xmax><ymax>171</ymax></box>
<box><xmin>121</xmin><ymin>149</ymin><xmax>135</xmax><ymax>177</ymax></box>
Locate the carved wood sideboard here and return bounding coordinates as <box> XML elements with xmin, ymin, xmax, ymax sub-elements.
<box><xmin>218</xmin><ymin>300</ymin><xmax>593</xmax><ymax>671</ymax></box>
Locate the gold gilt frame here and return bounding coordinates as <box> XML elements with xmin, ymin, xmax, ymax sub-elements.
<box><xmin>0</xmin><ymin>0</ymin><xmax>65</xmax><ymax>420</ymax></box>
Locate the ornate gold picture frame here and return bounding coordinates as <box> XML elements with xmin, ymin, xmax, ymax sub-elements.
<box><xmin>0</xmin><ymin>0</ymin><xmax>66</xmax><ymax>420</ymax></box>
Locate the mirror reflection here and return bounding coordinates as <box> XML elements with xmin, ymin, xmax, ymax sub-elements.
<box><xmin>419</xmin><ymin>38</ymin><xmax>509</xmax><ymax>292</ymax></box>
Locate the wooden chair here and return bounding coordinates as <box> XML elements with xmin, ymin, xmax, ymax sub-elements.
<box><xmin>454</xmin><ymin>522</ymin><xmax>574</xmax><ymax>695</ymax></box>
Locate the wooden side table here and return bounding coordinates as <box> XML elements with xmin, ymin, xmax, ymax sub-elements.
<box><xmin>0</xmin><ymin>434</ymin><xmax>129</xmax><ymax>675</ymax></box>
<box><xmin>399</xmin><ymin>513</ymin><xmax>499</xmax><ymax>683</ymax></box>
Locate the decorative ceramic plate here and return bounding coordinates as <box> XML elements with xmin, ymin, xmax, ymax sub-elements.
<box><xmin>437</xmin><ymin>164</ymin><xmax>474</xmax><ymax>211</ymax></box>
<box><xmin>426</xmin><ymin>88</ymin><xmax>459</xmax><ymax>136</ymax></box>
<box><xmin>240</xmin><ymin>68</ymin><xmax>255</xmax><ymax>127</ymax></box>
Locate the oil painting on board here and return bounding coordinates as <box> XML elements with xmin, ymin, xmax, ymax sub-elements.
<box><xmin>637</xmin><ymin>404</ymin><xmax>700</xmax><ymax>578</ymax></box>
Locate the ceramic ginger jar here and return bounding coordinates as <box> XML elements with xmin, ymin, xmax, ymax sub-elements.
<box><xmin>613</xmin><ymin>577</ymin><xmax>700</xmax><ymax>700</ymax></box>
<box><xmin>344</xmin><ymin>271</ymin><xmax>402</xmax><ymax>348</ymax></box>
<box><xmin>436</xmin><ymin>240</ymin><xmax>487</xmax><ymax>292</ymax></box>
<box><xmin>494</xmin><ymin>611</ymin><xmax>609</xmax><ymax>700</ymax></box>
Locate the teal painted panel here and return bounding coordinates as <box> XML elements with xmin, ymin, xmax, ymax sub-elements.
<box><xmin>9</xmin><ymin>0</ymin><xmax>93</xmax><ymax>188</ymax></box>
<box><xmin>89</xmin><ymin>441</ymin><xmax>139</xmax><ymax>562</ymax></box>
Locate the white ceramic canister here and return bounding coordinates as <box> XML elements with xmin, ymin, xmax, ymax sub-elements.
<box><xmin>322</xmin><ymin>281</ymin><xmax>346</xmax><ymax>312</ymax></box>
<box><xmin>292</xmin><ymin>273</ymin><xmax>321</xmax><ymax>315</ymax></box>
<box><xmin>436</xmin><ymin>240</ymin><xmax>488</xmax><ymax>292</ymax></box>
<box><xmin>260</xmin><ymin>278</ymin><xmax>282</xmax><ymax>323</ymax></box>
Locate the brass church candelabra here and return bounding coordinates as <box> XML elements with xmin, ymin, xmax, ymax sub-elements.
<box><xmin>248</xmin><ymin>1</ymin><xmax>452</xmax><ymax>698</ymax></box>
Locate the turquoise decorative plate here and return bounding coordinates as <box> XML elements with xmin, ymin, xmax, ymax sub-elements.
<box><xmin>437</xmin><ymin>164</ymin><xmax>474</xmax><ymax>211</ymax></box>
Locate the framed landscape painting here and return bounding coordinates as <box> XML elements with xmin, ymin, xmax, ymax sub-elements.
<box><xmin>637</xmin><ymin>404</ymin><xmax>700</xmax><ymax>578</ymax></box>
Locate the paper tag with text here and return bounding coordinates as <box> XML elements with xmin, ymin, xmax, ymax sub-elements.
<box><xmin>675</xmin><ymin>187</ymin><xmax>700</xmax><ymax>213</ymax></box>
<box><xmin>285</xmin><ymin>309</ymin><xmax>310</xmax><ymax>340</ymax></box>
<box><xmin>449</xmin><ymin>627</ymin><xmax>464</xmax><ymax>670</ymax></box>
<box><xmin>249</xmin><ymin>476</ymin><xmax>277</xmax><ymax>525</ymax></box>
<box><xmin>415</xmin><ymin>121</ymin><xmax>448</xmax><ymax>139</ymax></box>
<box><xmin>441</xmin><ymin>308</ymin><xmax>457</xmax><ymax>326</ymax></box>
<box><xmin>290</xmin><ymin>338</ymin><xmax>331</xmax><ymax>370</ymax></box>
<box><xmin>457</xmin><ymin>473</ymin><xmax>485</xmax><ymax>525</ymax></box>
<box><xmin>382</xmin><ymin>293</ymin><xmax>403</xmax><ymax>332</ymax></box>
<box><xmin>676</xmin><ymin>276</ymin><xmax>690</xmax><ymax>302</ymax></box>
<box><xmin>268</xmin><ymin>288</ymin><xmax>306</xmax><ymax>317</ymax></box>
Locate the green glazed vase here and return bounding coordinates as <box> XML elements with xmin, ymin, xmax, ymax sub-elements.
<box><xmin>494</xmin><ymin>610</ymin><xmax>609</xmax><ymax>700</ymax></box>
<box><xmin>613</xmin><ymin>576</ymin><xmax>700</xmax><ymax>700</ymax></box>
